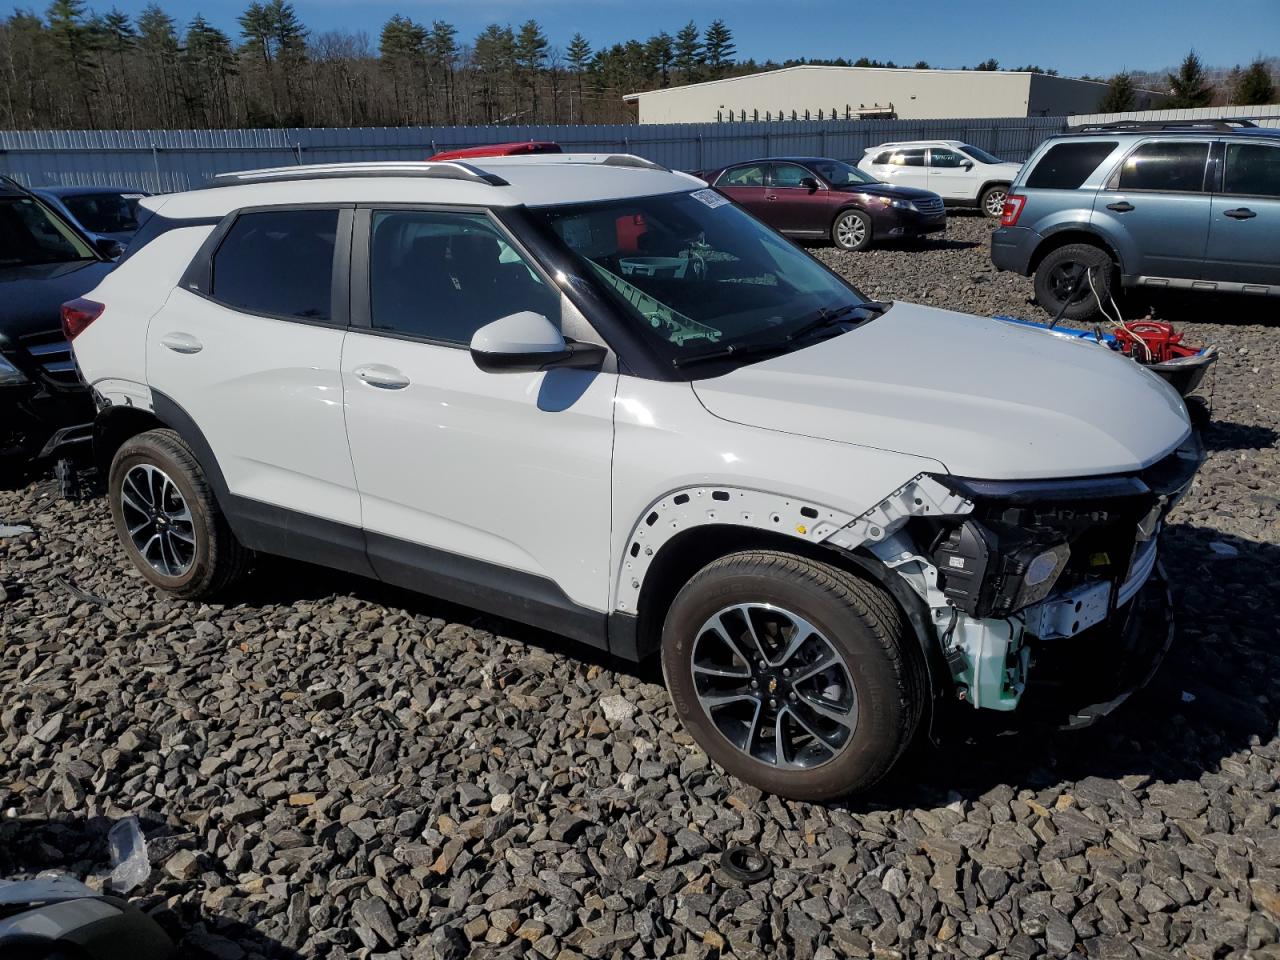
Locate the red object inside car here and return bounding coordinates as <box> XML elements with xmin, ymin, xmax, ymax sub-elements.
<box><xmin>429</xmin><ymin>142</ymin><xmax>562</xmax><ymax>161</ymax></box>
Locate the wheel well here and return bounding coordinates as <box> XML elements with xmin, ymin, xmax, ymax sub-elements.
<box><xmin>978</xmin><ymin>180</ymin><xmax>1011</xmax><ymax>199</ymax></box>
<box><xmin>92</xmin><ymin>406</ymin><xmax>165</xmax><ymax>476</ymax></box>
<box><xmin>1028</xmin><ymin>229</ymin><xmax>1121</xmax><ymax>275</ymax></box>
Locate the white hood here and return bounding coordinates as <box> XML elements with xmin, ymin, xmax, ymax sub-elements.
<box><xmin>692</xmin><ymin>303</ymin><xmax>1191</xmax><ymax>480</ymax></box>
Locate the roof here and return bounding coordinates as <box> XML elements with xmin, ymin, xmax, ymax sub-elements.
<box><xmin>144</xmin><ymin>156</ymin><xmax>703</xmax><ymax>220</ymax></box>
<box><xmin>624</xmin><ymin>64</ymin><xmax>1116</xmax><ymax>101</ymax></box>
<box><xmin>34</xmin><ymin>185</ymin><xmax>151</xmax><ymax>197</ymax></box>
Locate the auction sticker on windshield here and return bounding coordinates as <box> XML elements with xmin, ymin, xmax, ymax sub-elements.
<box><xmin>690</xmin><ymin>189</ymin><xmax>730</xmax><ymax>209</ymax></box>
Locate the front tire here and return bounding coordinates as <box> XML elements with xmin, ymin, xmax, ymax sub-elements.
<box><xmin>979</xmin><ymin>184</ymin><xmax>1009</xmax><ymax>219</ymax></box>
<box><xmin>108</xmin><ymin>428</ymin><xmax>250</xmax><ymax>599</ymax></box>
<box><xmin>832</xmin><ymin>209</ymin><xmax>873</xmax><ymax>251</ymax></box>
<box><xmin>661</xmin><ymin>550</ymin><xmax>923</xmax><ymax>801</ymax></box>
<box><xmin>1033</xmin><ymin>243</ymin><xmax>1116</xmax><ymax>321</ymax></box>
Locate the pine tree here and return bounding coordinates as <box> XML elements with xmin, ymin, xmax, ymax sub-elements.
<box><xmin>1234</xmin><ymin>59</ymin><xmax>1276</xmax><ymax>105</ymax></box>
<box><xmin>674</xmin><ymin>21</ymin><xmax>703</xmax><ymax>81</ymax></box>
<box><xmin>185</xmin><ymin>15</ymin><xmax>236</xmax><ymax>126</ymax></box>
<box><xmin>46</xmin><ymin>0</ymin><xmax>99</xmax><ymax>125</ymax></box>
<box><xmin>1097</xmin><ymin>72</ymin><xmax>1136</xmax><ymax>113</ymax></box>
<box><xmin>473</xmin><ymin>24</ymin><xmax>516</xmax><ymax>122</ymax></box>
<box><xmin>515</xmin><ymin>19</ymin><xmax>548</xmax><ymax>119</ymax></box>
<box><xmin>97</xmin><ymin>8</ymin><xmax>137</xmax><ymax>126</ymax></box>
<box><xmin>426</xmin><ymin>21</ymin><xmax>458</xmax><ymax>122</ymax></box>
<box><xmin>703</xmin><ymin>20</ymin><xmax>735</xmax><ymax>78</ymax></box>
<box><xmin>1167</xmin><ymin>50</ymin><xmax>1213</xmax><ymax>107</ymax></box>
<box><xmin>379</xmin><ymin>15</ymin><xmax>425</xmax><ymax>122</ymax></box>
<box><xmin>566</xmin><ymin>32</ymin><xmax>591</xmax><ymax>122</ymax></box>
<box><xmin>975</xmin><ymin>58</ymin><xmax>999</xmax><ymax>71</ymax></box>
<box><xmin>137</xmin><ymin>4</ymin><xmax>181</xmax><ymax>126</ymax></box>
<box><xmin>646</xmin><ymin>32</ymin><xmax>674</xmax><ymax>87</ymax></box>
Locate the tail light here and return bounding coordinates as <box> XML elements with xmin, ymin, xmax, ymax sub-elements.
<box><xmin>61</xmin><ymin>298</ymin><xmax>105</xmax><ymax>341</ymax></box>
<box><xmin>999</xmin><ymin>194</ymin><xmax>1027</xmax><ymax>227</ymax></box>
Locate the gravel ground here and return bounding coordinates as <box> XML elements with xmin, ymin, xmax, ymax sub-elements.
<box><xmin>3</xmin><ymin>215</ymin><xmax>1279</xmax><ymax>960</ymax></box>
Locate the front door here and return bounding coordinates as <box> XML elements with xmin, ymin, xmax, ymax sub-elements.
<box><xmin>1091</xmin><ymin>139</ymin><xmax>1212</xmax><ymax>281</ymax></box>
<box><xmin>926</xmin><ymin>146</ymin><xmax>975</xmax><ymax>200</ymax></box>
<box><xmin>714</xmin><ymin>163</ymin><xmax>772</xmax><ymax>222</ymax></box>
<box><xmin>1203</xmin><ymin>139</ymin><xmax>1280</xmax><ymax>288</ymax></box>
<box><xmin>146</xmin><ymin>206</ymin><xmax>360</xmax><ymax>528</ymax></box>
<box><xmin>340</xmin><ymin>207</ymin><xmax>617</xmax><ymax>628</ymax></box>
<box><xmin>767</xmin><ymin>162</ymin><xmax>831</xmax><ymax>235</ymax></box>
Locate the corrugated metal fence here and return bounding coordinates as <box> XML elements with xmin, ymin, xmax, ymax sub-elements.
<box><xmin>0</xmin><ymin>116</ymin><xmax>1072</xmax><ymax>193</ymax></box>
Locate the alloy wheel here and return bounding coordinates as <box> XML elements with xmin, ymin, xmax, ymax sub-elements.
<box><xmin>836</xmin><ymin>214</ymin><xmax>866</xmax><ymax>249</ymax></box>
<box><xmin>119</xmin><ymin>463</ymin><xmax>196</xmax><ymax>577</ymax></box>
<box><xmin>984</xmin><ymin>188</ymin><xmax>1007</xmax><ymax>217</ymax></box>
<box><xmin>690</xmin><ymin>603</ymin><xmax>857</xmax><ymax>769</ymax></box>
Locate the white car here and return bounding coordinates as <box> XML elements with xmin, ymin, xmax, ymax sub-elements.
<box><xmin>857</xmin><ymin>140</ymin><xmax>1023</xmax><ymax>218</ymax></box>
<box><xmin>66</xmin><ymin>156</ymin><xmax>1199</xmax><ymax>801</ymax></box>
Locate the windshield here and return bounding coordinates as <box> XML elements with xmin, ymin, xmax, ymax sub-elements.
<box><xmin>0</xmin><ymin>197</ymin><xmax>95</xmax><ymax>266</ymax></box>
<box><xmin>62</xmin><ymin>192</ymin><xmax>144</xmax><ymax>234</ymax></box>
<box><xmin>531</xmin><ymin>190</ymin><xmax>866</xmax><ymax>366</ymax></box>
<box><xmin>959</xmin><ymin>144</ymin><xmax>1003</xmax><ymax>165</ymax></box>
<box><xmin>808</xmin><ymin>159</ymin><xmax>879</xmax><ymax>187</ymax></box>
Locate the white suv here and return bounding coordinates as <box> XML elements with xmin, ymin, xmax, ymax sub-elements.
<box><xmin>67</xmin><ymin>156</ymin><xmax>1198</xmax><ymax>800</ymax></box>
<box><xmin>857</xmin><ymin>140</ymin><xmax>1022</xmax><ymax>218</ymax></box>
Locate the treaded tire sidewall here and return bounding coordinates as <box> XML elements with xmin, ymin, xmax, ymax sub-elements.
<box><xmin>108</xmin><ymin>429</ymin><xmax>246</xmax><ymax>599</ymax></box>
<box><xmin>980</xmin><ymin>185</ymin><xmax>1008</xmax><ymax>219</ymax></box>
<box><xmin>1034</xmin><ymin>243</ymin><xmax>1115</xmax><ymax>321</ymax></box>
<box><xmin>662</xmin><ymin>551</ymin><xmax>920</xmax><ymax>801</ymax></box>
<box><xmin>832</xmin><ymin>209</ymin><xmax>873</xmax><ymax>251</ymax></box>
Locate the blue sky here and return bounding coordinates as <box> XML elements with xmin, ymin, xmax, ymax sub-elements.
<box><xmin>44</xmin><ymin>0</ymin><xmax>1280</xmax><ymax>77</ymax></box>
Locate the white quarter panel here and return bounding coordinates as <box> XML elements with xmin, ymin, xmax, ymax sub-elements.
<box><xmin>146</xmin><ymin>288</ymin><xmax>358</xmax><ymax>525</ymax></box>
<box><xmin>341</xmin><ymin>334</ymin><xmax>617</xmax><ymax>610</ymax></box>
<box><xmin>610</xmin><ymin>377</ymin><xmax>945</xmax><ymax>611</ymax></box>
<box><xmin>691</xmin><ymin>303</ymin><xmax>1190</xmax><ymax>480</ymax></box>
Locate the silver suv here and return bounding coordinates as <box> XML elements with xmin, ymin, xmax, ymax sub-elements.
<box><xmin>991</xmin><ymin>119</ymin><xmax>1280</xmax><ymax>320</ymax></box>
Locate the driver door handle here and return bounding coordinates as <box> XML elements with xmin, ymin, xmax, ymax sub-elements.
<box><xmin>159</xmin><ymin>332</ymin><xmax>203</xmax><ymax>354</ymax></box>
<box><xmin>1106</xmin><ymin>201</ymin><xmax>1135</xmax><ymax>213</ymax></box>
<box><xmin>1224</xmin><ymin>207</ymin><xmax>1257</xmax><ymax>220</ymax></box>
<box><xmin>354</xmin><ymin>364</ymin><xmax>410</xmax><ymax>389</ymax></box>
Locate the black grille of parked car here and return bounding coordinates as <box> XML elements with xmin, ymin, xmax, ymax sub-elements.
<box><xmin>913</xmin><ymin>197</ymin><xmax>945</xmax><ymax>215</ymax></box>
<box><xmin>18</xmin><ymin>330</ymin><xmax>80</xmax><ymax>388</ymax></box>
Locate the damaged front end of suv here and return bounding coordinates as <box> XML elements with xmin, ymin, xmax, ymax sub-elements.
<box><xmin>839</xmin><ymin>429</ymin><xmax>1203</xmax><ymax>731</ymax></box>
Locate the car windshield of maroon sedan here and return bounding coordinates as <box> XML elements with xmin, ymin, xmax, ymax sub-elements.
<box><xmin>807</xmin><ymin>159</ymin><xmax>881</xmax><ymax>187</ymax></box>
<box><xmin>533</xmin><ymin>189</ymin><xmax>876</xmax><ymax>369</ymax></box>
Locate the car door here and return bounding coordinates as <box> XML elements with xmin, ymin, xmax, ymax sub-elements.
<box><xmin>340</xmin><ymin>206</ymin><xmax>617</xmax><ymax>622</ymax></box>
<box><xmin>714</xmin><ymin>163</ymin><xmax>772</xmax><ymax>221</ymax></box>
<box><xmin>1203</xmin><ymin>139</ymin><xmax>1280</xmax><ymax>289</ymax></box>
<box><xmin>1091</xmin><ymin>139</ymin><xmax>1213</xmax><ymax>282</ymax></box>
<box><xmin>767</xmin><ymin>162</ymin><xmax>831</xmax><ymax>235</ymax></box>
<box><xmin>147</xmin><ymin>206</ymin><xmax>361</xmax><ymax>528</ymax></box>
<box><xmin>926</xmin><ymin>147</ymin><xmax>975</xmax><ymax>200</ymax></box>
<box><xmin>878</xmin><ymin>148</ymin><xmax>928</xmax><ymax>190</ymax></box>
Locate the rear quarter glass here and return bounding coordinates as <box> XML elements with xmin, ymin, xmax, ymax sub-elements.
<box><xmin>1025</xmin><ymin>141</ymin><xmax>1119</xmax><ymax>190</ymax></box>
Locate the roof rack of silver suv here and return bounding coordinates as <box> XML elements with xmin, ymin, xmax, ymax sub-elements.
<box><xmin>204</xmin><ymin>161</ymin><xmax>510</xmax><ymax>188</ymax></box>
<box><xmin>1070</xmin><ymin>118</ymin><xmax>1259</xmax><ymax>133</ymax></box>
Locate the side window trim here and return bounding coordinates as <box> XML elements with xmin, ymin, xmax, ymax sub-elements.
<box><xmin>1105</xmin><ymin>139</ymin><xmax>1214</xmax><ymax>194</ymax></box>
<box><xmin>350</xmin><ymin>202</ymin><xmax>578</xmax><ymax>352</ymax></box>
<box><xmin>1219</xmin><ymin>138</ymin><xmax>1280</xmax><ymax>199</ymax></box>
<box><xmin>179</xmin><ymin>202</ymin><xmax>353</xmax><ymax>328</ymax></box>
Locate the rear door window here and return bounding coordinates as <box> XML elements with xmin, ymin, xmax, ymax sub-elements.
<box><xmin>889</xmin><ymin>148</ymin><xmax>925</xmax><ymax>167</ymax></box>
<box><xmin>212</xmin><ymin>209</ymin><xmax>338</xmax><ymax>321</ymax></box>
<box><xmin>1222</xmin><ymin>142</ymin><xmax>1280</xmax><ymax>197</ymax></box>
<box><xmin>1025</xmin><ymin>141</ymin><xmax>1118</xmax><ymax>189</ymax></box>
<box><xmin>718</xmin><ymin>164</ymin><xmax>766</xmax><ymax>187</ymax></box>
<box><xmin>1116</xmin><ymin>141</ymin><xmax>1211</xmax><ymax>192</ymax></box>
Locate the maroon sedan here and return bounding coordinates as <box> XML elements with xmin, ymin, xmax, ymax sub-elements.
<box><xmin>701</xmin><ymin>157</ymin><xmax>946</xmax><ymax>251</ymax></box>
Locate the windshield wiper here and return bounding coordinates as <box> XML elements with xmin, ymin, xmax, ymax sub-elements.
<box><xmin>672</xmin><ymin>339</ymin><xmax>795</xmax><ymax>370</ymax></box>
<box><xmin>786</xmin><ymin>300</ymin><xmax>892</xmax><ymax>343</ymax></box>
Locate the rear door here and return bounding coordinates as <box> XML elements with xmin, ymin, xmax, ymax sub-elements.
<box><xmin>926</xmin><ymin>147</ymin><xmax>975</xmax><ymax>200</ymax></box>
<box><xmin>1203</xmin><ymin>139</ymin><xmax>1280</xmax><ymax>289</ymax></box>
<box><xmin>147</xmin><ymin>206</ymin><xmax>360</xmax><ymax>527</ymax></box>
<box><xmin>876</xmin><ymin>147</ymin><xmax>928</xmax><ymax>190</ymax></box>
<box><xmin>766</xmin><ymin>162</ymin><xmax>831</xmax><ymax>235</ymax></box>
<box><xmin>1091</xmin><ymin>139</ymin><xmax>1212</xmax><ymax>282</ymax></box>
<box><xmin>713</xmin><ymin>163</ymin><xmax>771</xmax><ymax>220</ymax></box>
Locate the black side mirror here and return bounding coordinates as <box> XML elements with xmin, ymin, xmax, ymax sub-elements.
<box><xmin>962</xmin><ymin>160</ymin><xmax>975</xmax><ymax>170</ymax></box>
<box><xmin>799</xmin><ymin>176</ymin><xmax>820</xmax><ymax>192</ymax></box>
<box><xmin>96</xmin><ymin>237</ymin><xmax>125</xmax><ymax>259</ymax></box>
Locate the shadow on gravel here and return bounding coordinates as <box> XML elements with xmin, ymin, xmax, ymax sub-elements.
<box><xmin>1201</xmin><ymin>419</ymin><xmax>1280</xmax><ymax>452</ymax></box>
<box><xmin>0</xmin><ymin>815</ymin><xmax>301</xmax><ymax>959</ymax></box>
<box><xmin>869</xmin><ymin>523</ymin><xmax>1280</xmax><ymax>810</ymax></box>
<box><xmin>1116</xmin><ymin>287</ymin><xmax>1280</xmax><ymax>326</ymax></box>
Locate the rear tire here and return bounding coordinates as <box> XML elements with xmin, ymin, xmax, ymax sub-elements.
<box><xmin>661</xmin><ymin>550</ymin><xmax>923</xmax><ymax>801</ymax></box>
<box><xmin>108</xmin><ymin>428</ymin><xmax>250</xmax><ymax>599</ymax></box>
<box><xmin>1033</xmin><ymin>243</ymin><xmax>1116</xmax><ymax>322</ymax></box>
<box><xmin>832</xmin><ymin>209</ymin><xmax>873</xmax><ymax>251</ymax></box>
<box><xmin>979</xmin><ymin>184</ymin><xmax>1009</xmax><ymax>219</ymax></box>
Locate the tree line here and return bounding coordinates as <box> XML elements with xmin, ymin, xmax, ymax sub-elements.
<box><xmin>1097</xmin><ymin>51</ymin><xmax>1277</xmax><ymax>113</ymax></box>
<box><xmin>1</xmin><ymin>4</ymin><xmax>1275</xmax><ymax>131</ymax></box>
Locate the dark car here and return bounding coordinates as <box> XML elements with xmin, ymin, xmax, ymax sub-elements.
<box><xmin>0</xmin><ymin>179</ymin><xmax>114</xmax><ymax>471</ymax></box>
<box><xmin>32</xmin><ymin>184</ymin><xmax>151</xmax><ymax>247</ymax></box>
<box><xmin>701</xmin><ymin>156</ymin><xmax>946</xmax><ymax>251</ymax></box>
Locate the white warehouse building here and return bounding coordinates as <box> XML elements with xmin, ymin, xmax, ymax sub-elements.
<box><xmin>624</xmin><ymin>65</ymin><xmax>1167</xmax><ymax>124</ymax></box>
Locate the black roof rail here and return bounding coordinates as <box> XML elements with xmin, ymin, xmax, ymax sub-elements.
<box><xmin>203</xmin><ymin>161</ymin><xmax>509</xmax><ymax>189</ymax></box>
<box><xmin>1069</xmin><ymin>117</ymin><xmax>1260</xmax><ymax>133</ymax></box>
